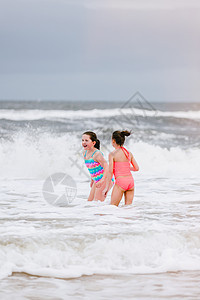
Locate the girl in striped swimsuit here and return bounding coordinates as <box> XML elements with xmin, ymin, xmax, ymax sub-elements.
<box><xmin>82</xmin><ymin>131</ymin><xmax>113</xmax><ymax>201</ymax></box>
<box><xmin>103</xmin><ymin>130</ymin><xmax>139</xmax><ymax>206</ymax></box>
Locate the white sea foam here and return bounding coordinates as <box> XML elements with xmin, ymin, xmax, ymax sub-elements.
<box><xmin>0</xmin><ymin>132</ymin><xmax>199</xmax><ymax>179</ymax></box>
<box><xmin>1</xmin><ymin>210</ymin><xmax>200</xmax><ymax>280</ymax></box>
<box><xmin>1</xmin><ymin>105</ymin><xmax>200</xmax><ymax>286</ymax></box>
<box><xmin>0</xmin><ymin>163</ymin><xmax>200</xmax><ymax>282</ymax></box>
<box><xmin>0</xmin><ymin>108</ymin><xmax>200</xmax><ymax>120</ymax></box>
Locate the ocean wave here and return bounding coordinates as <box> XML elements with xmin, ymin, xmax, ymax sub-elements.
<box><xmin>0</xmin><ymin>131</ymin><xmax>199</xmax><ymax>179</ymax></box>
<box><xmin>0</xmin><ymin>108</ymin><xmax>200</xmax><ymax>121</ymax></box>
<box><xmin>1</xmin><ymin>230</ymin><xmax>200</xmax><ymax>280</ymax></box>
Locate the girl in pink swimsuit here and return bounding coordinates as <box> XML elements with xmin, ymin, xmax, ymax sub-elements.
<box><xmin>103</xmin><ymin>130</ymin><xmax>139</xmax><ymax>206</ymax></box>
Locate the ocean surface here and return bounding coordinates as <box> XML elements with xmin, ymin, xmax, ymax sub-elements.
<box><xmin>0</xmin><ymin>99</ymin><xmax>200</xmax><ymax>299</ymax></box>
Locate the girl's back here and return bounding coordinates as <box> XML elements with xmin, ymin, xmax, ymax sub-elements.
<box><xmin>112</xmin><ymin>147</ymin><xmax>132</xmax><ymax>178</ymax></box>
<box><xmin>112</xmin><ymin>147</ymin><xmax>131</xmax><ymax>162</ymax></box>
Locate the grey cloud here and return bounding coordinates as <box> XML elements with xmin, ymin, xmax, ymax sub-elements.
<box><xmin>0</xmin><ymin>0</ymin><xmax>199</xmax><ymax>100</ymax></box>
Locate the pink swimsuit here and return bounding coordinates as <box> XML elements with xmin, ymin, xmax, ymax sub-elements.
<box><xmin>113</xmin><ymin>147</ymin><xmax>134</xmax><ymax>191</ymax></box>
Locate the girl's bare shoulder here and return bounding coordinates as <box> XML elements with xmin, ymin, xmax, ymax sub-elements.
<box><xmin>110</xmin><ymin>149</ymin><xmax>121</xmax><ymax>160</ymax></box>
<box><xmin>129</xmin><ymin>150</ymin><xmax>133</xmax><ymax>158</ymax></box>
<box><xmin>110</xmin><ymin>149</ymin><xmax>117</xmax><ymax>156</ymax></box>
<box><xmin>93</xmin><ymin>149</ymin><xmax>102</xmax><ymax>158</ymax></box>
<box><xmin>127</xmin><ymin>149</ymin><xmax>133</xmax><ymax>155</ymax></box>
<box><xmin>94</xmin><ymin>150</ymin><xmax>107</xmax><ymax>163</ymax></box>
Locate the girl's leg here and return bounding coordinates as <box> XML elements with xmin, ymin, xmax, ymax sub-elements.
<box><xmin>110</xmin><ymin>184</ymin><xmax>124</xmax><ymax>206</ymax></box>
<box><xmin>124</xmin><ymin>188</ymin><xmax>134</xmax><ymax>205</ymax></box>
<box><xmin>88</xmin><ymin>182</ymin><xmax>96</xmax><ymax>201</ymax></box>
<box><xmin>94</xmin><ymin>180</ymin><xmax>113</xmax><ymax>201</ymax></box>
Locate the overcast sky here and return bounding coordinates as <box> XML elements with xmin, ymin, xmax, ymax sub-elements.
<box><xmin>0</xmin><ymin>0</ymin><xmax>199</xmax><ymax>101</ymax></box>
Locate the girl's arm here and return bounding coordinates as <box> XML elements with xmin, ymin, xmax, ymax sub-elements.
<box><xmin>130</xmin><ymin>153</ymin><xmax>139</xmax><ymax>171</ymax></box>
<box><xmin>103</xmin><ymin>153</ymin><xmax>114</xmax><ymax>196</ymax></box>
<box><xmin>94</xmin><ymin>152</ymin><xmax>109</xmax><ymax>187</ymax></box>
<box><xmin>90</xmin><ymin>179</ymin><xmax>94</xmax><ymax>188</ymax></box>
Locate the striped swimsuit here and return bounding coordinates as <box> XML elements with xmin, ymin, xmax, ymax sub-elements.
<box><xmin>84</xmin><ymin>150</ymin><xmax>104</xmax><ymax>182</ymax></box>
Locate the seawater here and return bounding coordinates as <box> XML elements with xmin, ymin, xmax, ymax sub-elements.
<box><xmin>0</xmin><ymin>100</ymin><xmax>200</xmax><ymax>299</ymax></box>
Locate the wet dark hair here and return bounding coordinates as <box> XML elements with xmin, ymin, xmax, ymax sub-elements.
<box><xmin>112</xmin><ymin>130</ymin><xmax>131</xmax><ymax>146</ymax></box>
<box><xmin>83</xmin><ymin>131</ymin><xmax>100</xmax><ymax>150</ymax></box>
